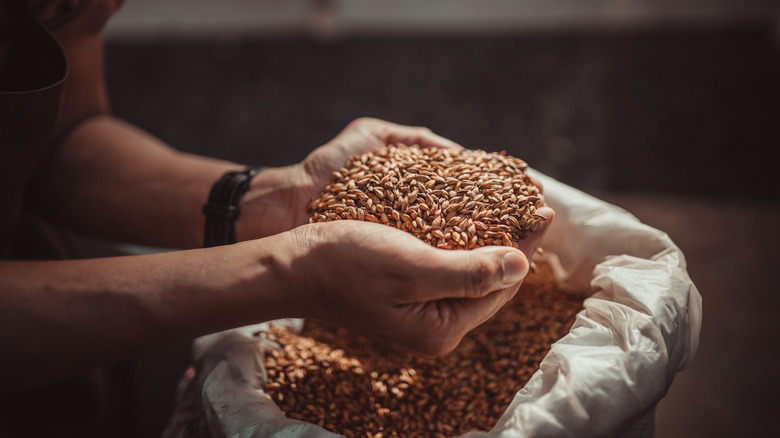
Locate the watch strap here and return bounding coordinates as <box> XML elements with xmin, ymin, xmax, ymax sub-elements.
<box><xmin>203</xmin><ymin>166</ymin><xmax>266</xmax><ymax>247</ymax></box>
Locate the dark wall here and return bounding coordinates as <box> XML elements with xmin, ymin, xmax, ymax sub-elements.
<box><xmin>106</xmin><ymin>26</ymin><xmax>780</xmax><ymax>199</ymax></box>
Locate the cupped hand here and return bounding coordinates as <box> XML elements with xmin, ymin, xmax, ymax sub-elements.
<box><xmin>236</xmin><ymin>118</ymin><xmax>462</xmax><ymax>240</ymax></box>
<box><xmin>283</xmin><ymin>206</ymin><xmax>554</xmax><ymax>357</ymax></box>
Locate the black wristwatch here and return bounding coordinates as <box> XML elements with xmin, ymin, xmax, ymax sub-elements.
<box><xmin>202</xmin><ymin>166</ymin><xmax>266</xmax><ymax>247</ymax></box>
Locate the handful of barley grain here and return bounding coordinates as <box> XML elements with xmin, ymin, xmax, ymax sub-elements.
<box><xmin>270</xmin><ymin>144</ymin><xmax>573</xmax><ymax>437</ymax></box>
<box><xmin>308</xmin><ymin>145</ymin><xmax>546</xmax><ymax>250</ymax></box>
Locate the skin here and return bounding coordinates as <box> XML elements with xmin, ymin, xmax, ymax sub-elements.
<box><xmin>0</xmin><ymin>4</ymin><xmax>554</xmax><ymax>394</ymax></box>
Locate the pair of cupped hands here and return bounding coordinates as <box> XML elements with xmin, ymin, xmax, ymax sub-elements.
<box><xmin>234</xmin><ymin>118</ymin><xmax>553</xmax><ymax>357</ymax></box>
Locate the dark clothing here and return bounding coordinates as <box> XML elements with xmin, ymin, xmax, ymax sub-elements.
<box><xmin>0</xmin><ymin>0</ymin><xmax>122</xmax><ymax>258</ymax></box>
<box><xmin>0</xmin><ymin>0</ymin><xmax>67</xmax><ymax>258</ymax></box>
<box><xmin>1</xmin><ymin>2</ymin><xmax>134</xmax><ymax>437</ymax></box>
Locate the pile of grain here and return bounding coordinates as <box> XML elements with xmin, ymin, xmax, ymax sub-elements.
<box><xmin>308</xmin><ymin>145</ymin><xmax>546</xmax><ymax>250</ymax></box>
<box><xmin>263</xmin><ymin>262</ymin><xmax>582</xmax><ymax>437</ymax></box>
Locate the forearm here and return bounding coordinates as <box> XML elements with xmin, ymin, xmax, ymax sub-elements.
<box><xmin>27</xmin><ymin>116</ymin><xmax>231</xmax><ymax>247</ymax></box>
<box><xmin>29</xmin><ymin>115</ymin><xmax>313</xmax><ymax>248</ymax></box>
<box><xmin>0</xmin><ymin>234</ymin><xmax>297</xmax><ymax>393</ymax></box>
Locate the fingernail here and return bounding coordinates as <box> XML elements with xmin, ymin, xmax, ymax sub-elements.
<box><xmin>502</xmin><ymin>252</ymin><xmax>529</xmax><ymax>285</ymax></box>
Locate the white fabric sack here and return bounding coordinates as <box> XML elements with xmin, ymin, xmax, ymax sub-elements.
<box><xmin>168</xmin><ymin>171</ymin><xmax>702</xmax><ymax>438</ymax></box>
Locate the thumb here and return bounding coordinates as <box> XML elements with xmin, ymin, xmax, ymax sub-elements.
<box><xmin>470</xmin><ymin>247</ymin><xmax>530</xmax><ymax>297</ymax></box>
<box><xmin>422</xmin><ymin>246</ymin><xmax>530</xmax><ymax>301</ymax></box>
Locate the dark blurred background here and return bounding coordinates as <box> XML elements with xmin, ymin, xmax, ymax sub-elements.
<box><xmin>101</xmin><ymin>1</ymin><xmax>780</xmax><ymax>437</ymax></box>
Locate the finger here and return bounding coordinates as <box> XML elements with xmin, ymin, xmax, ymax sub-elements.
<box><xmin>375</xmin><ymin>120</ymin><xmax>464</xmax><ymax>151</ymax></box>
<box><xmin>407</xmin><ymin>245</ymin><xmax>530</xmax><ymax>303</ymax></box>
<box><xmin>401</xmin><ymin>284</ymin><xmax>519</xmax><ymax>357</ymax></box>
<box><xmin>449</xmin><ymin>285</ymin><xmax>519</xmax><ymax>332</ymax></box>
<box><xmin>515</xmin><ymin>206</ymin><xmax>555</xmax><ymax>260</ymax></box>
<box><xmin>406</xmin><ymin>206</ymin><xmax>553</xmax><ymax>303</ymax></box>
<box><xmin>527</xmin><ymin>174</ymin><xmax>544</xmax><ymax>194</ymax></box>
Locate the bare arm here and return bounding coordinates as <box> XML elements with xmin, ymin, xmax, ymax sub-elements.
<box><xmin>0</xmin><ymin>211</ymin><xmax>551</xmax><ymax>394</ymax></box>
<box><xmin>0</xmin><ymin>231</ymin><xmax>299</xmax><ymax>393</ymax></box>
<box><xmin>29</xmin><ymin>116</ymin><xmax>236</xmax><ymax>247</ymax></box>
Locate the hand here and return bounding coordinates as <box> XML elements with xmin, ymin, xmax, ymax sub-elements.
<box><xmin>236</xmin><ymin>118</ymin><xmax>462</xmax><ymax>240</ymax></box>
<box><xmin>281</xmin><ymin>206</ymin><xmax>554</xmax><ymax>357</ymax></box>
<box><xmin>299</xmin><ymin>117</ymin><xmax>463</xmax><ymax>196</ymax></box>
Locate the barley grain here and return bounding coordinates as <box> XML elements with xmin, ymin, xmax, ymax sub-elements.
<box><xmin>308</xmin><ymin>145</ymin><xmax>545</xmax><ymax>250</ymax></box>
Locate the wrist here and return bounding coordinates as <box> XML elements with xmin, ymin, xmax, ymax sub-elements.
<box><xmin>234</xmin><ymin>163</ymin><xmax>317</xmax><ymax>241</ymax></box>
<box><xmin>236</xmin><ymin>231</ymin><xmax>314</xmax><ymax>321</ymax></box>
<box><xmin>202</xmin><ymin>166</ymin><xmax>268</xmax><ymax>247</ymax></box>
<box><xmin>162</xmin><ymin>238</ymin><xmax>302</xmax><ymax>333</ymax></box>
